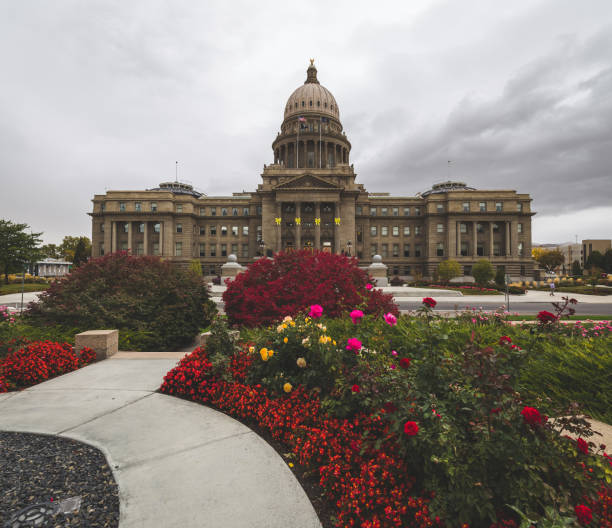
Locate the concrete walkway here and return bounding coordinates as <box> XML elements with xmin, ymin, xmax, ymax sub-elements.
<box><xmin>0</xmin><ymin>355</ymin><xmax>321</xmax><ymax>528</ymax></box>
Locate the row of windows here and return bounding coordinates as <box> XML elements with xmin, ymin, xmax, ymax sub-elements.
<box><xmin>458</xmin><ymin>223</ymin><xmax>524</xmax><ymax>234</ymax></box>
<box><xmin>287</xmin><ymin>101</ymin><xmax>334</xmax><ymax>111</ymax></box>
<box><xmin>370</xmin><ymin>244</ymin><xmax>423</xmax><ymax>258</ymax></box>
<box><xmin>357</xmin><ymin>202</ymin><xmax>524</xmax><ymax>216</ymax></box>
<box><xmin>103</xmin><ymin>202</ymin><xmax>261</xmax><ymax>216</ymax></box>
<box><xmin>368</xmin><ymin>225</ymin><xmax>423</xmax><ymax>237</ymax></box>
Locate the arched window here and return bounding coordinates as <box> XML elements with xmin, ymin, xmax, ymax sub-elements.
<box><xmin>331</xmin><ymin>105</ymin><xmax>334</xmax><ymax>111</ymax></box>
<box><xmin>317</xmin><ymin>101</ymin><xmax>320</xmax><ymax>107</ymax></box>
<box><xmin>302</xmin><ymin>101</ymin><xmax>305</xmax><ymax>107</ymax></box>
<box><xmin>309</xmin><ymin>100</ymin><xmax>312</xmax><ymax>106</ymax></box>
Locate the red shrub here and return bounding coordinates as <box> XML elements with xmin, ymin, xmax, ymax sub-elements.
<box><xmin>78</xmin><ymin>346</ymin><xmax>98</xmax><ymax>366</ymax></box>
<box><xmin>222</xmin><ymin>250</ymin><xmax>398</xmax><ymax>327</ymax></box>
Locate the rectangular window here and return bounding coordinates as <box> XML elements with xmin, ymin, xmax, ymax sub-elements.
<box><xmin>494</xmin><ymin>243</ymin><xmax>501</xmax><ymax>256</ymax></box>
<box><xmin>221</xmin><ymin>244</ymin><xmax>227</xmax><ymax>257</ymax></box>
<box><xmin>123</xmin><ymin>223</ymin><xmax>129</xmax><ymax>233</ymax></box>
<box><xmin>175</xmin><ymin>242</ymin><xmax>182</xmax><ymax>256</ymax></box>
<box><xmin>356</xmin><ymin>205</ymin><xmax>363</xmax><ymax>215</ymax></box>
<box><xmin>464</xmin><ymin>265</ymin><xmax>472</xmax><ymax>276</ymax></box>
<box><xmin>392</xmin><ymin>226</ymin><xmax>399</xmax><ymax>236</ymax></box>
<box><xmin>256</xmin><ymin>225</ymin><xmax>262</xmax><ymax>241</ymax></box>
<box><xmin>200</xmin><ymin>207</ymin><xmax>206</xmax><ymax>216</ymax></box>
<box><xmin>381</xmin><ymin>243</ymin><xmax>388</xmax><ymax>258</ymax></box>
<box><xmin>199</xmin><ymin>226</ymin><xmax>206</xmax><ymax>235</ymax></box>
<box><xmin>176</xmin><ymin>204</ymin><xmax>183</xmax><ymax>213</ymax></box>
<box><xmin>415</xmin><ymin>226</ymin><xmax>421</xmax><ymax>235</ymax></box>
<box><xmin>436</xmin><ymin>243</ymin><xmax>444</xmax><ymax>257</ymax></box>
<box><xmin>152</xmin><ymin>242</ymin><xmax>159</xmax><ymax>255</ymax></box>
<box><xmin>370</xmin><ymin>207</ymin><xmax>377</xmax><ymax>216</ymax></box>
<box><xmin>138</xmin><ymin>223</ymin><xmax>145</xmax><ymax>233</ymax></box>
<box><xmin>479</xmin><ymin>202</ymin><xmax>486</xmax><ymax>212</ymax></box>
<box><xmin>493</xmin><ymin>223</ymin><xmax>499</xmax><ymax>232</ymax></box>
<box><xmin>231</xmin><ymin>243</ymin><xmax>238</xmax><ymax>255</ymax></box>
<box><xmin>381</xmin><ymin>226</ymin><xmax>389</xmax><ymax>236</ymax></box>
<box><xmin>415</xmin><ymin>207</ymin><xmax>421</xmax><ymax>216</ymax></box>
<box><xmin>136</xmin><ymin>242</ymin><xmax>144</xmax><ymax>256</ymax></box>
<box><xmin>460</xmin><ymin>223</ymin><xmax>467</xmax><ymax>234</ymax></box>
<box><xmin>404</xmin><ymin>265</ymin><xmax>411</xmax><ymax>274</ymax></box>
<box><xmin>221</xmin><ymin>226</ymin><xmax>227</xmax><ymax>236</ymax></box>
<box><xmin>357</xmin><ymin>226</ymin><xmax>363</xmax><ymax>242</ymax></box>
<box><xmin>154</xmin><ymin>223</ymin><xmax>160</xmax><ymax>233</ymax></box>
<box><xmin>100</xmin><ymin>223</ymin><xmax>105</xmax><ymax>233</ymax></box>
<box><xmin>403</xmin><ymin>207</ymin><xmax>410</xmax><ymax>216</ymax></box>
<box><xmin>199</xmin><ymin>243</ymin><xmax>205</xmax><ymax>257</ymax></box>
<box><xmin>370</xmin><ymin>243</ymin><xmax>378</xmax><ymax>257</ymax></box>
<box><xmin>461</xmin><ymin>242</ymin><xmax>469</xmax><ymax>256</ymax></box>
<box><xmin>517</xmin><ymin>203</ymin><xmax>523</xmax><ymax>212</ymax></box>
<box><xmin>101</xmin><ymin>203</ymin><xmax>106</xmax><ymax>212</ymax></box>
<box><xmin>477</xmin><ymin>223</ymin><xmax>484</xmax><ymax>233</ymax></box>
<box><xmin>119</xmin><ymin>202</ymin><xmax>126</xmax><ymax>212</ymax></box>
<box><xmin>243</xmin><ymin>207</ymin><xmax>249</xmax><ymax>216</ymax></box>
<box><xmin>210</xmin><ymin>225</ymin><xmax>217</xmax><ymax>236</ymax></box>
<box><xmin>462</xmin><ymin>202</ymin><xmax>470</xmax><ymax>212</ymax></box>
<box><xmin>370</xmin><ymin>226</ymin><xmax>377</xmax><ymax>236</ymax></box>
<box><xmin>210</xmin><ymin>244</ymin><xmax>216</xmax><ymax>257</ymax></box>
<box><xmin>210</xmin><ymin>207</ymin><xmax>217</xmax><ymax>216</ymax></box>
<box><xmin>232</xmin><ymin>207</ymin><xmax>238</xmax><ymax>216</ymax></box>
<box><xmin>496</xmin><ymin>202</ymin><xmax>503</xmax><ymax>212</ymax></box>
<box><xmin>518</xmin><ymin>242</ymin><xmax>524</xmax><ymax>256</ymax></box>
<box><xmin>403</xmin><ymin>244</ymin><xmax>410</xmax><ymax>257</ymax></box>
<box><xmin>231</xmin><ymin>226</ymin><xmax>238</xmax><ymax>236</ymax></box>
<box><xmin>520</xmin><ymin>265</ymin><xmax>526</xmax><ymax>275</ymax></box>
<box><xmin>437</xmin><ymin>223</ymin><xmax>444</xmax><ymax>233</ymax></box>
<box><xmin>436</xmin><ymin>204</ymin><xmax>444</xmax><ymax>213</ymax></box>
<box><xmin>381</xmin><ymin>207</ymin><xmax>388</xmax><ymax>216</ymax></box>
<box><xmin>99</xmin><ymin>243</ymin><xmax>105</xmax><ymax>256</ymax></box>
<box><xmin>518</xmin><ymin>223</ymin><xmax>523</xmax><ymax>233</ymax></box>
<box><xmin>242</xmin><ymin>226</ymin><xmax>249</xmax><ymax>236</ymax></box>
<box><xmin>403</xmin><ymin>226</ymin><xmax>410</xmax><ymax>236</ymax></box>
<box><xmin>392</xmin><ymin>207</ymin><xmax>399</xmax><ymax>216</ymax></box>
<box><xmin>221</xmin><ymin>208</ymin><xmax>228</xmax><ymax>216</ymax></box>
<box><xmin>415</xmin><ymin>245</ymin><xmax>422</xmax><ymax>257</ymax></box>
<box><xmin>392</xmin><ymin>243</ymin><xmax>399</xmax><ymax>257</ymax></box>
<box><xmin>176</xmin><ymin>223</ymin><xmax>182</xmax><ymax>233</ymax></box>
<box><xmin>242</xmin><ymin>243</ymin><xmax>249</xmax><ymax>258</ymax></box>
<box><xmin>477</xmin><ymin>244</ymin><xmax>484</xmax><ymax>256</ymax></box>
<box><xmin>256</xmin><ymin>206</ymin><xmax>262</xmax><ymax>215</ymax></box>
<box><xmin>135</xmin><ymin>202</ymin><xmax>142</xmax><ymax>212</ymax></box>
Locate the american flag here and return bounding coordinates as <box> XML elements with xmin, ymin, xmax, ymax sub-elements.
<box><xmin>298</xmin><ymin>116</ymin><xmax>306</xmax><ymax>122</ymax></box>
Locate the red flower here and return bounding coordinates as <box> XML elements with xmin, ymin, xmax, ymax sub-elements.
<box><xmin>404</xmin><ymin>421</ymin><xmax>419</xmax><ymax>436</ymax></box>
<box><xmin>383</xmin><ymin>402</ymin><xmax>397</xmax><ymax>413</ymax></box>
<box><xmin>536</xmin><ymin>310</ymin><xmax>557</xmax><ymax>324</ymax></box>
<box><xmin>351</xmin><ymin>384</ymin><xmax>360</xmax><ymax>393</ymax></box>
<box><xmin>574</xmin><ymin>504</ymin><xmax>592</xmax><ymax>524</ymax></box>
<box><xmin>499</xmin><ymin>336</ymin><xmax>512</xmax><ymax>345</ymax></box>
<box><xmin>577</xmin><ymin>438</ymin><xmax>589</xmax><ymax>455</ymax></box>
<box><xmin>309</xmin><ymin>304</ymin><xmax>323</xmax><ymax>318</ymax></box>
<box><xmin>521</xmin><ymin>406</ymin><xmax>542</xmax><ymax>426</ymax></box>
<box><xmin>399</xmin><ymin>357</ymin><xmax>411</xmax><ymax>369</ymax></box>
<box><xmin>422</xmin><ymin>297</ymin><xmax>437</xmax><ymax>308</ymax></box>
<box><xmin>490</xmin><ymin>407</ymin><xmax>501</xmax><ymax>414</ymax></box>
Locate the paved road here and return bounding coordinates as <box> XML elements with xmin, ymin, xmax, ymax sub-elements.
<box><xmin>397</xmin><ymin>300</ymin><xmax>612</xmax><ymax>315</ymax></box>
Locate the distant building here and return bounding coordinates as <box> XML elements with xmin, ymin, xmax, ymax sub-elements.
<box><xmin>35</xmin><ymin>258</ymin><xmax>71</xmax><ymax>277</ymax></box>
<box><xmin>90</xmin><ymin>62</ymin><xmax>535</xmax><ymax>279</ymax></box>
<box><xmin>582</xmin><ymin>239</ymin><xmax>611</xmax><ymax>268</ymax></box>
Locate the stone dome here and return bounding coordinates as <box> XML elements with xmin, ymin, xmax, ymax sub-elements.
<box><xmin>283</xmin><ymin>61</ymin><xmax>339</xmax><ymax>121</ymax></box>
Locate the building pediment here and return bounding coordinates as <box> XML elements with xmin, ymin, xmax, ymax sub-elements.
<box><xmin>274</xmin><ymin>174</ymin><xmax>342</xmax><ymax>190</ymax></box>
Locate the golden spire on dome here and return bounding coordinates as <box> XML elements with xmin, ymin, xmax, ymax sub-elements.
<box><xmin>309</xmin><ymin>58</ymin><xmax>314</xmax><ymax>66</ymax></box>
<box><xmin>305</xmin><ymin>59</ymin><xmax>319</xmax><ymax>84</ymax></box>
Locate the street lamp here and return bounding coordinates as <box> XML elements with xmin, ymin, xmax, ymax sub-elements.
<box><xmin>258</xmin><ymin>239</ymin><xmax>265</xmax><ymax>257</ymax></box>
<box><xmin>346</xmin><ymin>240</ymin><xmax>352</xmax><ymax>257</ymax></box>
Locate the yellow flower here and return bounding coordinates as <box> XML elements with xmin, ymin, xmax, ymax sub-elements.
<box><xmin>268</xmin><ymin>349</ymin><xmax>274</xmax><ymax>358</ymax></box>
<box><xmin>305</xmin><ymin>317</ymin><xmax>310</xmax><ymax>323</ymax></box>
<box><xmin>333</xmin><ymin>340</ymin><xmax>336</xmax><ymax>346</ymax></box>
<box><xmin>290</xmin><ymin>321</ymin><xmax>295</xmax><ymax>327</ymax></box>
<box><xmin>277</xmin><ymin>324</ymin><xmax>285</xmax><ymax>333</ymax></box>
<box><xmin>283</xmin><ymin>382</ymin><xmax>293</xmax><ymax>393</ymax></box>
<box><xmin>248</xmin><ymin>346</ymin><xmax>255</xmax><ymax>354</ymax></box>
<box><xmin>283</xmin><ymin>316</ymin><xmax>293</xmax><ymax>323</ymax></box>
<box><xmin>288</xmin><ymin>462</ymin><xmax>294</xmax><ymax>468</ymax></box>
<box><xmin>302</xmin><ymin>337</ymin><xmax>310</xmax><ymax>345</ymax></box>
<box><xmin>319</xmin><ymin>335</ymin><xmax>332</xmax><ymax>344</ymax></box>
<box><xmin>283</xmin><ymin>337</ymin><xmax>288</xmax><ymax>343</ymax></box>
<box><xmin>260</xmin><ymin>348</ymin><xmax>269</xmax><ymax>361</ymax></box>
<box><xmin>296</xmin><ymin>357</ymin><xmax>306</xmax><ymax>368</ymax></box>
<box><xmin>282</xmin><ymin>323</ymin><xmax>288</xmax><ymax>329</ymax></box>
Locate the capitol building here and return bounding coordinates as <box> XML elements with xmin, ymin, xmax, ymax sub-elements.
<box><xmin>91</xmin><ymin>61</ymin><xmax>534</xmax><ymax>279</ymax></box>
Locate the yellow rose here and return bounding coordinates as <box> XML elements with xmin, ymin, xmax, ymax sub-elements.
<box><xmin>277</xmin><ymin>324</ymin><xmax>284</xmax><ymax>333</ymax></box>
<box><xmin>283</xmin><ymin>337</ymin><xmax>288</xmax><ymax>343</ymax></box>
<box><xmin>248</xmin><ymin>346</ymin><xmax>255</xmax><ymax>354</ymax></box>
<box><xmin>296</xmin><ymin>357</ymin><xmax>306</xmax><ymax>368</ymax></box>
<box><xmin>283</xmin><ymin>316</ymin><xmax>293</xmax><ymax>323</ymax></box>
<box><xmin>268</xmin><ymin>349</ymin><xmax>274</xmax><ymax>357</ymax></box>
<box><xmin>283</xmin><ymin>382</ymin><xmax>293</xmax><ymax>393</ymax></box>
<box><xmin>260</xmin><ymin>348</ymin><xmax>269</xmax><ymax>361</ymax></box>
<box><xmin>290</xmin><ymin>321</ymin><xmax>295</xmax><ymax>327</ymax></box>
<box><xmin>333</xmin><ymin>340</ymin><xmax>336</xmax><ymax>346</ymax></box>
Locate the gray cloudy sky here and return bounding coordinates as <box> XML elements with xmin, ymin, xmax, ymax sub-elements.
<box><xmin>1</xmin><ymin>0</ymin><xmax>611</xmax><ymax>245</ymax></box>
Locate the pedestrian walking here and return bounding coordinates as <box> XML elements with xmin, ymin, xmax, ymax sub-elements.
<box><xmin>549</xmin><ymin>282</ymin><xmax>555</xmax><ymax>296</ymax></box>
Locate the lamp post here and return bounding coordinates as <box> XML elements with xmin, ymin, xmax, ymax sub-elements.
<box><xmin>258</xmin><ymin>239</ymin><xmax>265</xmax><ymax>257</ymax></box>
<box><xmin>346</xmin><ymin>240</ymin><xmax>352</xmax><ymax>257</ymax></box>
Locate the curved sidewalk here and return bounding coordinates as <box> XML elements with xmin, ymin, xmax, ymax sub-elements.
<box><xmin>0</xmin><ymin>355</ymin><xmax>321</xmax><ymax>528</ymax></box>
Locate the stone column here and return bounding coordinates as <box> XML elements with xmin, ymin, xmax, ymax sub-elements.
<box><xmin>472</xmin><ymin>221</ymin><xmax>477</xmax><ymax>257</ymax></box>
<box><xmin>447</xmin><ymin>218</ymin><xmax>456</xmax><ymax>258</ymax></box>
<box><xmin>144</xmin><ymin>222</ymin><xmax>149</xmax><ymax>255</ymax></box>
<box><xmin>489</xmin><ymin>222</ymin><xmax>494</xmax><ymax>257</ymax></box>
<box><xmin>315</xmin><ymin>202</ymin><xmax>321</xmax><ymax>249</ymax></box>
<box><xmin>505</xmin><ymin>222</ymin><xmax>511</xmax><ymax>256</ymax></box>
<box><xmin>103</xmin><ymin>218</ymin><xmax>112</xmax><ymax>256</ymax></box>
<box><xmin>511</xmin><ymin>220</ymin><xmax>519</xmax><ymax>257</ymax></box>
<box><xmin>334</xmin><ymin>201</ymin><xmax>341</xmax><ymax>253</ymax></box>
<box><xmin>456</xmin><ymin>221</ymin><xmax>461</xmax><ymax>256</ymax></box>
<box><xmin>128</xmin><ymin>221</ymin><xmax>133</xmax><ymax>255</ymax></box>
<box><xmin>295</xmin><ymin>202</ymin><xmax>301</xmax><ymax>250</ymax></box>
<box><xmin>111</xmin><ymin>222</ymin><xmax>117</xmax><ymax>252</ymax></box>
<box><xmin>159</xmin><ymin>222</ymin><xmax>164</xmax><ymax>256</ymax></box>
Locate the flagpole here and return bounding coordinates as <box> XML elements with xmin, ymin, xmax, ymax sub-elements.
<box><xmin>319</xmin><ymin>118</ymin><xmax>322</xmax><ymax>168</ymax></box>
<box><xmin>296</xmin><ymin>119</ymin><xmax>299</xmax><ymax>168</ymax></box>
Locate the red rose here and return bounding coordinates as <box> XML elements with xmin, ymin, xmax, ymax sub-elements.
<box><xmin>499</xmin><ymin>336</ymin><xmax>512</xmax><ymax>345</ymax></box>
<box><xmin>351</xmin><ymin>384</ymin><xmax>360</xmax><ymax>393</ymax></box>
<box><xmin>574</xmin><ymin>504</ymin><xmax>592</xmax><ymax>525</ymax></box>
<box><xmin>576</xmin><ymin>438</ymin><xmax>589</xmax><ymax>455</ymax></box>
<box><xmin>404</xmin><ymin>421</ymin><xmax>419</xmax><ymax>436</ymax></box>
<box><xmin>521</xmin><ymin>406</ymin><xmax>542</xmax><ymax>426</ymax></box>
<box><xmin>536</xmin><ymin>310</ymin><xmax>557</xmax><ymax>324</ymax></box>
<box><xmin>399</xmin><ymin>357</ymin><xmax>411</xmax><ymax>369</ymax></box>
<box><xmin>422</xmin><ymin>297</ymin><xmax>437</xmax><ymax>308</ymax></box>
<box><xmin>383</xmin><ymin>402</ymin><xmax>397</xmax><ymax>413</ymax></box>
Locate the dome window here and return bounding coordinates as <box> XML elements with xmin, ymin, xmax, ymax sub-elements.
<box><xmin>324</xmin><ymin>102</ymin><xmax>327</xmax><ymax>108</ymax></box>
<box><xmin>331</xmin><ymin>104</ymin><xmax>334</xmax><ymax>111</ymax></box>
<box><xmin>302</xmin><ymin>101</ymin><xmax>305</xmax><ymax>107</ymax></box>
<box><xmin>309</xmin><ymin>100</ymin><xmax>312</xmax><ymax>106</ymax></box>
<box><xmin>317</xmin><ymin>101</ymin><xmax>320</xmax><ymax>106</ymax></box>
<box><xmin>295</xmin><ymin>102</ymin><xmax>298</xmax><ymax>109</ymax></box>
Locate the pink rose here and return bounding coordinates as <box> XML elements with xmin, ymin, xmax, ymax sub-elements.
<box><xmin>350</xmin><ymin>309</ymin><xmax>364</xmax><ymax>324</ymax></box>
<box><xmin>346</xmin><ymin>338</ymin><xmax>362</xmax><ymax>353</ymax></box>
<box><xmin>365</xmin><ymin>283</ymin><xmax>373</xmax><ymax>290</ymax></box>
<box><xmin>384</xmin><ymin>312</ymin><xmax>397</xmax><ymax>326</ymax></box>
<box><xmin>309</xmin><ymin>304</ymin><xmax>323</xmax><ymax>318</ymax></box>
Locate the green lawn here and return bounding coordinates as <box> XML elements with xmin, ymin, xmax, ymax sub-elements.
<box><xmin>0</xmin><ymin>283</ymin><xmax>49</xmax><ymax>295</ymax></box>
<box><xmin>505</xmin><ymin>314</ymin><xmax>611</xmax><ymax>321</ymax></box>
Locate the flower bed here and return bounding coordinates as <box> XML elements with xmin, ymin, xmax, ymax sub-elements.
<box><xmin>0</xmin><ymin>341</ymin><xmax>97</xmax><ymax>393</ymax></box>
<box><xmin>161</xmin><ymin>302</ymin><xmax>612</xmax><ymax>527</ymax></box>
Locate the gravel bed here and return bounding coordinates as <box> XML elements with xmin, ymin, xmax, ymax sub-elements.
<box><xmin>0</xmin><ymin>431</ymin><xmax>119</xmax><ymax>527</ymax></box>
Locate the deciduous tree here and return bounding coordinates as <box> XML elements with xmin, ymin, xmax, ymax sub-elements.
<box><xmin>0</xmin><ymin>219</ymin><xmax>42</xmax><ymax>284</ymax></box>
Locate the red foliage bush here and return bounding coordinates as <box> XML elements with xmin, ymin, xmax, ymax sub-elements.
<box><xmin>222</xmin><ymin>250</ymin><xmax>398</xmax><ymax>327</ymax></box>
<box><xmin>78</xmin><ymin>346</ymin><xmax>97</xmax><ymax>367</ymax></box>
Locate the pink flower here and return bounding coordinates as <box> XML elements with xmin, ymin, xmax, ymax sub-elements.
<box><xmin>383</xmin><ymin>312</ymin><xmax>397</xmax><ymax>326</ymax></box>
<box><xmin>346</xmin><ymin>338</ymin><xmax>362</xmax><ymax>353</ymax></box>
<box><xmin>309</xmin><ymin>304</ymin><xmax>323</xmax><ymax>318</ymax></box>
<box><xmin>350</xmin><ymin>309</ymin><xmax>364</xmax><ymax>324</ymax></box>
<box><xmin>365</xmin><ymin>283</ymin><xmax>373</xmax><ymax>290</ymax></box>
<box><xmin>391</xmin><ymin>350</ymin><xmax>398</xmax><ymax>356</ymax></box>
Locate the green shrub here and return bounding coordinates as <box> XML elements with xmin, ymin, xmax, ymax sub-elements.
<box><xmin>437</xmin><ymin>259</ymin><xmax>461</xmax><ymax>283</ymax></box>
<box><xmin>26</xmin><ymin>252</ymin><xmax>215</xmax><ymax>351</ymax></box>
<box><xmin>472</xmin><ymin>259</ymin><xmax>494</xmax><ymax>286</ymax></box>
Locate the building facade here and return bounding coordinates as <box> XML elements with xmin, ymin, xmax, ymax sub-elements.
<box><xmin>91</xmin><ymin>62</ymin><xmax>535</xmax><ymax>279</ymax></box>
